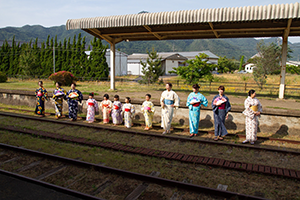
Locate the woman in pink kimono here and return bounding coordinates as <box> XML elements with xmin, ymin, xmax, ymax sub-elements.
<box><xmin>242</xmin><ymin>90</ymin><xmax>262</xmax><ymax>145</ymax></box>
<box><xmin>111</xmin><ymin>95</ymin><xmax>123</xmax><ymax>125</ymax></box>
<box><xmin>122</xmin><ymin>97</ymin><xmax>135</xmax><ymax>128</ymax></box>
<box><xmin>100</xmin><ymin>94</ymin><xmax>112</xmax><ymax>123</ymax></box>
<box><xmin>86</xmin><ymin>92</ymin><xmax>99</xmax><ymax>123</ymax></box>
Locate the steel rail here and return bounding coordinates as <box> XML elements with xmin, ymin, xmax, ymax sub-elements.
<box><xmin>0</xmin><ymin>142</ymin><xmax>267</xmax><ymax>200</ymax></box>
<box><xmin>0</xmin><ymin>111</ymin><xmax>299</xmax><ymax>156</ymax></box>
<box><xmin>0</xmin><ymin>169</ymin><xmax>104</xmax><ymax>200</ymax></box>
<box><xmin>1</xmin><ymin>124</ymin><xmax>300</xmax><ymax>181</ymax></box>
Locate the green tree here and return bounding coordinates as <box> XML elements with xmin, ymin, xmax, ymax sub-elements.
<box><xmin>217</xmin><ymin>56</ymin><xmax>238</xmax><ymax>73</ymax></box>
<box><xmin>252</xmin><ymin>41</ymin><xmax>281</xmax><ymax>89</ymax></box>
<box><xmin>0</xmin><ymin>40</ymin><xmax>10</xmax><ymax>73</ymax></box>
<box><xmin>170</xmin><ymin>53</ymin><xmax>216</xmax><ymax>84</ymax></box>
<box><xmin>239</xmin><ymin>55</ymin><xmax>244</xmax><ymax>71</ymax></box>
<box><xmin>19</xmin><ymin>41</ymin><xmax>39</xmax><ymax>76</ymax></box>
<box><xmin>88</xmin><ymin>37</ymin><xmax>109</xmax><ymax>78</ymax></box>
<box><xmin>140</xmin><ymin>48</ymin><xmax>163</xmax><ymax>85</ymax></box>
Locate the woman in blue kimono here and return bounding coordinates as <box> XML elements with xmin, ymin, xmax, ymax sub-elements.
<box><xmin>66</xmin><ymin>83</ymin><xmax>83</xmax><ymax>121</ymax></box>
<box><xmin>35</xmin><ymin>81</ymin><xmax>48</xmax><ymax>117</ymax></box>
<box><xmin>212</xmin><ymin>86</ymin><xmax>231</xmax><ymax>141</ymax></box>
<box><xmin>186</xmin><ymin>84</ymin><xmax>208</xmax><ymax>138</ymax></box>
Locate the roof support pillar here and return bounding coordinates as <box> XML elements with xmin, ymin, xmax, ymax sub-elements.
<box><xmin>279</xmin><ymin>19</ymin><xmax>292</xmax><ymax>99</ymax></box>
<box><xmin>110</xmin><ymin>41</ymin><xmax>116</xmax><ymax>90</ymax></box>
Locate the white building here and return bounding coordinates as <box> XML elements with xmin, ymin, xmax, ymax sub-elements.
<box><xmin>245</xmin><ymin>63</ymin><xmax>256</xmax><ymax>73</ymax></box>
<box><xmin>86</xmin><ymin>49</ymin><xmax>128</xmax><ymax>76</ymax></box>
<box><xmin>127</xmin><ymin>50</ymin><xmax>218</xmax><ymax>76</ymax></box>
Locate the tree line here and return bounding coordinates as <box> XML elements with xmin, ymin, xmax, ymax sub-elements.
<box><xmin>0</xmin><ymin>33</ymin><xmax>109</xmax><ymax>78</ymax></box>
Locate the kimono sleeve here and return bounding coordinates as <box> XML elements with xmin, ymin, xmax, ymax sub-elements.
<box><xmin>150</xmin><ymin>102</ymin><xmax>155</xmax><ymax>113</ymax></box>
<box><xmin>225</xmin><ymin>96</ymin><xmax>231</xmax><ymax>113</ymax></box>
<box><xmin>257</xmin><ymin>99</ymin><xmax>263</xmax><ymax>113</ymax></box>
<box><xmin>131</xmin><ymin>105</ymin><xmax>135</xmax><ymax>117</ymax></box>
<box><xmin>200</xmin><ymin>95</ymin><xmax>208</xmax><ymax>107</ymax></box>
<box><xmin>77</xmin><ymin>90</ymin><xmax>83</xmax><ymax>103</ymax></box>
<box><xmin>95</xmin><ymin>100</ymin><xmax>99</xmax><ymax>112</ymax></box>
<box><xmin>173</xmin><ymin>92</ymin><xmax>180</xmax><ymax>108</ymax></box>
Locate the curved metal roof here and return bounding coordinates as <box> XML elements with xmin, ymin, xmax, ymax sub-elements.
<box><xmin>66</xmin><ymin>2</ymin><xmax>300</xmax><ymax>44</ymax></box>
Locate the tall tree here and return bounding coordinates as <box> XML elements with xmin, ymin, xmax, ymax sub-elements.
<box><xmin>88</xmin><ymin>37</ymin><xmax>109</xmax><ymax>78</ymax></box>
<box><xmin>252</xmin><ymin>41</ymin><xmax>281</xmax><ymax>89</ymax></box>
<box><xmin>217</xmin><ymin>56</ymin><xmax>238</xmax><ymax>73</ymax></box>
<box><xmin>170</xmin><ymin>53</ymin><xmax>216</xmax><ymax>84</ymax></box>
<box><xmin>140</xmin><ymin>48</ymin><xmax>163</xmax><ymax>85</ymax></box>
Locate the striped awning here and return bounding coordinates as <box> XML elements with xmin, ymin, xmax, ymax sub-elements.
<box><xmin>66</xmin><ymin>2</ymin><xmax>300</xmax><ymax>44</ymax></box>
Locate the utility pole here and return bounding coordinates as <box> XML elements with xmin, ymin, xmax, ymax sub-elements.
<box><xmin>53</xmin><ymin>44</ymin><xmax>55</xmax><ymax>73</ymax></box>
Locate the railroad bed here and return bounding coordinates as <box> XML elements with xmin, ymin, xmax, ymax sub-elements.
<box><xmin>0</xmin><ymin>110</ymin><xmax>299</xmax><ymax>199</ymax></box>
<box><xmin>0</xmin><ymin>143</ymin><xmax>264</xmax><ymax>200</ymax></box>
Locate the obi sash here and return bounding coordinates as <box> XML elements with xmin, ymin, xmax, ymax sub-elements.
<box><xmin>102</xmin><ymin>104</ymin><xmax>108</xmax><ymax>108</ymax></box>
<box><xmin>193</xmin><ymin>102</ymin><xmax>200</xmax><ymax>107</ymax></box>
<box><xmin>114</xmin><ymin>105</ymin><xmax>120</xmax><ymax>110</ymax></box>
<box><xmin>164</xmin><ymin>99</ymin><xmax>174</xmax><ymax>105</ymax></box>
<box><xmin>218</xmin><ymin>103</ymin><xmax>225</xmax><ymax>110</ymax></box>
<box><xmin>124</xmin><ymin>108</ymin><xmax>130</xmax><ymax>112</ymax></box>
<box><xmin>88</xmin><ymin>102</ymin><xmax>94</xmax><ymax>106</ymax></box>
<box><xmin>37</xmin><ymin>92</ymin><xmax>43</xmax><ymax>97</ymax></box>
<box><xmin>144</xmin><ymin>106</ymin><xmax>151</xmax><ymax>110</ymax></box>
<box><xmin>251</xmin><ymin>105</ymin><xmax>258</xmax><ymax>112</ymax></box>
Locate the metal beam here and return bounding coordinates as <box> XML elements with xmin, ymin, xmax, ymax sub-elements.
<box><xmin>143</xmin><ymin>25</ymin><xmax>164</xmax><ymax>40</ymax></box>
<box><xmin>279</xmin><ymin>19</ymin><xmax>292</xmax><ymax>99</ymax></box>
<box><xmin>208</xmin><ymin>22</ymin><xmax>220</xmax><ymax>38</ymax></box>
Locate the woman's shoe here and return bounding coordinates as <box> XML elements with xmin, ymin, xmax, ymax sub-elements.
<box><xmin>218</xmin><ymin>137</ymin><xmax>224</xmax><ymax>140</ymax></box>
<box><xmin>213</xmin><ymin>137</ymin><xmax>218</xmax><ymax>141</ymax></box>
<box><xmin>242</xmin><ymin>140</ymin><xmax>249</xmax><ymax>144</ymax></box>
<box><xmin>189</xmin><ymin>134</ymin><xmax>194</xmax><ymax>138</ymax></box>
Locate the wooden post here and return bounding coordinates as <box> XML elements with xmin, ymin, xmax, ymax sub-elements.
<box><xmin>110</xmin><ymin>41</ymin><xmax>116</xmax><ymax>90</ymax></box>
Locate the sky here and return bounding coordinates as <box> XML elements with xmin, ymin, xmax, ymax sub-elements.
<box><xmin>1</xmin><ymin>0</ymin><xmax>300</xmax><ymax>43</ymax></box>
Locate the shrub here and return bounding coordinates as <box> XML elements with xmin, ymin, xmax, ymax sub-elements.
<box><xmin>49</xmin><ymin>71</ymin><xmax>77</xmax><ymax>86</ymax></box>
<box><xmin>0</xmin><ymin>72</ymin><xmax>7</xmax><ymax>83</ymax></box>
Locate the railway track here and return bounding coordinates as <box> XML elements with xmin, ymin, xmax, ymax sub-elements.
<box><xmin>0</xmin><ymin>143</ymin><xmax>266</xmax><ymax>200</ymax></box>
<box><xmin>0</xmin><ymin>110</ymin><xmax>299</xmax><ymax>157</ymax></box>
<box><xmin>1</xmin><ymin>118</ymin><xmax>300</xmax><ymax>182</ymax></box>
<box><xmin>1</xmin><ymin>106</ymin><xmax>299</xmax><ymax>145</ymax></box>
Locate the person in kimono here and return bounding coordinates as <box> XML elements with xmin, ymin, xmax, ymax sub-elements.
<box><xmin>186</xmin><ymin>84</ymin><xmax>208</xmax><ymax>138</ymax></box>
<box><xmin>242</xmin><ymin>90</ymin><xmax>262</xmax><ymax>145</ymax></box>
<box><xmin>35</xmin><ymin>81</ymin><xmax>48</xmax><ymax>117</ymax></box>
<box><xmin>211</xmin><ymin>86</ymin><xmax>231</xmax><ymax>141</ymax></box>
<box><xmin>141</xmin><ymin>94</ymin><xmax>155</xmax><ymax>130</ymax></box>
<box><xmin>100</xmin><ymin>94</ymin><xmax>112</xmax><ymax>124</ymax></box>
<box><xmin>122</xmin><ymin>97</ymin><xmax>135</xmax><ymax>128</ymax></box>
<box><xmin>86</xmin><ymin>92</ymin><xmax>99</xmax><ymax>123</ymax></box>
<box><xmin>66</xmin><ymin>83</ymin><xmax>83</xmax><ymax>121</ymax></box>
<box><xmin>160</xmin><ymin>83</ymin><xmax>180</xmax><ymax>134</ymax></box>
<box><xmin>111</xmin><ymin>95</ymin><xmax>123</xmax><ymax>125</ymax></box>
<box><xmin>52</xmin><ymin>82</ymin><xmax>66</xmax><ymax>119</ymax></box>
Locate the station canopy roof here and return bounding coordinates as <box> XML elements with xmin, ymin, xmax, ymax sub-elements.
<box><xmin>66</xmin><ymin>2</ymin><xmax>300</xmax><ymax>44</ymax></box>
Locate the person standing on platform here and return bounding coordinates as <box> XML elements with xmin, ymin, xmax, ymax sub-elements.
<box><xmin>111</xmin><ymin>95</ymin><xmax>123</xmax><ymax>125</ymax></box>
<box><xmin>66</xmin><ymin>83</ymin><xmax>83</xmax><ymax>121</ymax></box>
<box><xmin>86</xmin><ymin>92</ymin><xmax>99</xmax><ymax>123</ymax></box>
<box><xmin>212</xmin><ymin>86</ymin><xmax>231</xmax><ymax>141</ymax></box>
<box><xmin>186</xmin><ymin>84</ymin><xmax>208</xmax><ymax>138</ymax></box>
<box><xmin>160</xmin><ymin>83</ymin><xmax>180</xmax><ymax>134</ymax></box>
<box><xmin>141</xmin><ymin>94</ymin><xmax>155</xmax><ymax>130</ymax></box>
<box><xmin>242</xmin><ymin>90</ymin><xmax>262</xmax><ymax>145</ymax></box>
<box><xmin>122</xmin><ymin>97</ymin><xmax>135</xmax><ymax>128</ymax></box>
<box><xmin>52</xmin><ymin>82</ymin><xmax>66</xmax><ymax>119</ymax></box>
<box><xmin>100</xmin><ymin>94</ymin><xmax>112</xmax><ymax>124</ymax></box>
<box><xmin>35</xmin><ymin>81</ymin><xmax>48</xmax><ymax>117</ymax></box>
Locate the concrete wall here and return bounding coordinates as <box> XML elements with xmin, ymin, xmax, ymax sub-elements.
<box><xmin>0</xmin><ymin>90</ymin><xmax>299</xmax><ymax>136</ymax></box>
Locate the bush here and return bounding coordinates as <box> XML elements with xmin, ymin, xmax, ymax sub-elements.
<box><xmin>0</xmin><ymin>72</ymin><xmax>7</xmax><ymax>83</ymax></box>
<box><xmin>49</xmin><ymin>71</ymin><xmax>77</xmax><ymax>86</ymax></box>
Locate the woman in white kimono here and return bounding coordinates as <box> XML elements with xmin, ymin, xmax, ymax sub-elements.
<box><xmin>86</xmin><ymin>92</ymin><xmax>99</xmax><ymax>123</ymax></box>
<box><xmin>160</xmin><ymin>83</ymin><xmax>180</xmax><ymax>134</ymax></box>
<box><xmin>242</xmin><ymin>90</ymin><xmax>262</xmax><ymax>145</ymax></box>
<box><xmin>122</xmin><ymin>97</ymin><xmax>135</xmax><ymax>128</ymax></box>
<box><xmin>100</xmin><ymin>94</ymin><xmax>112</xmax><ymax>124</ymax></box>
<box><xmin>141</xmin><ymin>94</ymin><xmax>155</xmax><ymax>130</ymax></box>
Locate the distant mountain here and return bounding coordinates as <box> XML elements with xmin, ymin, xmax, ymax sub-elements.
<box><xmin>0</xmin><ymin>25</ymin><xmax>298</xmax><ymax>60</ymax></box>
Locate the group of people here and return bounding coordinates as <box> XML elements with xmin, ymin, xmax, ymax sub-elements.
<box><xmin>35</xmin><ymin>81</ymin><xmax>262</xmax><ymax>144</ymax></box>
